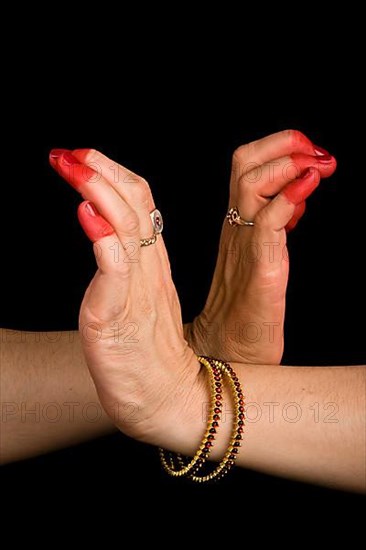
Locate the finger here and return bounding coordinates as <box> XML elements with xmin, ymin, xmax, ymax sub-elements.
<box><xmin>51</xmin><ymin>150</ymin><xmax>167</xmax><ymax>293</ymax></box>
<box><xmin>50</xmin><ymin>150</ymin><xmax>141</xmax><ymax>250</ymax></box>
<box><xmin>245</xmin><ymin>153</ymin><xmax>336</xmax><ymax>196</ymax></box>
<box><xmin>255</xmin><ymin>168</ymin><xmax>320</xmax><ymax>232</ymax></box>
<box><xmin>77</xmin><ymin>201</ymin><xmax>114</xmax><ymax>243</ymax></box>
<box><xmin>77</xmin><ymin>201</ymin><xmax>132</xmax><ymax>323</ymax></box>
<box><xmin>286</xmin><ymin>201</ymin><xmax>306</xmax><ymax>233</ymax></box>
<box><xmin>72</xmin><ymin>148</ymin><xmax>155</xmax><ymax>239</ymax></box>
<box><xmin>286</xmin><ymin>218</ymin><xmax>299</xmax><ymax>233</ymax></box>
<box><xmin>283</xmin><ymin>167</ymin><xmax>320</xmax><ymax>204</ymax></box>
<box><xmin>77</xmin><ymin>201</ymin><xmax>132</xmax><ymax>278</ymax></box>
<box><xmin>50</xmin><ymin>148</ymin><xmax>69</xmax><ymax>168</ymax></box>
<box><xmin>73</xmin><ymin>148</ymin><xmax>141</xmax><ymax>188</ymax></box>
<box><xmin>234</xmin><ymin>152</ymin><xmax>335</xmax><ymax>219</ymax></box>
<box><xmin>71</xmin><ymin>148</ymin><xmax>170</xmax><ymax>270</ymax></box>
<box><xmin>232</xmin><ymin>130</ymin><xmax>318</xmax><ymax>170</ymax></box>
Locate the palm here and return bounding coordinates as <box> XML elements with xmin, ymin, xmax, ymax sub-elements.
<box><xmin>188</xmin><ymin>224</ymin><xmax>288</xmax><ymax>363</ymax></box>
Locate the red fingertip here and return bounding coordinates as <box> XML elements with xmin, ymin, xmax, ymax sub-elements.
<box><xmin>312</xmin><ymin>144</ymin><xmax>337</xmax><ymax>173</ymax></box>
<box><xmin>314</xmin><ymin>153</ymin><xmax>332</xmax><ymax>162</ymax></box>
<box><xmin>288</xmin><ymin>153</ymin><xmax>336</xmax><ymax>180</ymax></box>
<box><xmin>286</xmin><ymin>218</ymin><xmax>298</xmax><ymax>233</ymax></box>
<box><xmin>77</xmin><ymin>201</ymin><xmax>114</xmax><ymax>242</ymax></box>
<box><xmin>286</xmin><ymin>201</ymin><xmax>306</xmax><ymax>233</ymax></box>
<box><xmin>283</xmin><ymin>167</ymin><xmax>320</xmax><ymax>205</ymax></box>
<box><xmin>293</xmin><ymin>201</ymin><xmax>306</xmax><ymax>221</ymax></box>
<box><xmin>288</xmin><ymin>130</ymin><xmax>315</xmax><ymax>153</ymax></box>
<box><xmin>72</xmin><ymin>149</ymin><xmax>93</xmax><ymax>163</ymax></box>
<box><xmin>313</xmin><ymin>145</ymin><xmax>331</xmax><ymax>157</ymax></box>
<box><xmin>55</xmin><ymin>152</ymin><xmax>97</xmax><ymax>191</ymax></box>
<box><xmin>60</xmin><ymin>151</ymin><xmax>80</xmax><ymax>166</ymax></box>
<box><xmin>49</xmin><ymin>148</ymin><xmax>70</xmax><ymax>167</ymax></box>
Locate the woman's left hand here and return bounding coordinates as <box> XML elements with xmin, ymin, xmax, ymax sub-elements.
<box><xmin>186</xmin><ymin>130</ymin><xmax>337</xmax><ymax>364</ymax></box>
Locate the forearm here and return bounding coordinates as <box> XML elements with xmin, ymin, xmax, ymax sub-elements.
<box><xmin>173</xmin><ymin>363</ymin><xmax>366</xmax><ymax>492</ymax></box>
<box><xmin>2</xmin><ymin>329</ymin><xmax>364</xmax><ymax>492</ymax></box>
<box><xmin>0</xmin><ymin>329</ymin><xmax>115</xmax><ymax>464</ymax></box>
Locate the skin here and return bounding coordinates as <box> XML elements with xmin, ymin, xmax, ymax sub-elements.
<box><xmin>187</xmin><ymin>132</ymin><xmax>336</xmax><ymax>362</ymax></box>
<box><xmin>52</xmin><ymin>130</ymin><xmax>337</xmax><ymax>365</ymax></box>
<box><xmin>175</xmin><ymin>363</ymin><xmax>365</xmax><ymax>492</ymax></box>
<box><xmin>0</xmin><ymin>329</ymin><xmax>114</xmax><ymax>464</ymax></box>
<box><xmin>42</xmin><ymin>131</ymin><xmax>364</xmax><ymax>492</ymax></box>
<box><xmin>1</xmin><ymin>329</ymin><xmax>364</xmax><ymax>491</ymax></box>
<box><xmin>4</xmin><ymin>131</ymin><xmax>358</xmax><ymax>491</ymax></box>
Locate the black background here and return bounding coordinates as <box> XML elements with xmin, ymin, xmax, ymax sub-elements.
<box><xmin>1</xmin><ymin>18</ymin><xmax>365</xmax><ymax>542</ymax></box>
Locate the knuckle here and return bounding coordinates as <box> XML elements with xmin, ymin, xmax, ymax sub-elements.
<box><xmin>84</xmin><ymin>148</ymin><xmax>103</xmax><ymax>164</ymax></box>
<box><xmin>237</xmin><ymin>173</ymin><xmax>252</xmax><ymax>193</ymax></box>
<box><xmin>123</xmin><ymin>212</ymin><xmax>140</xmax><ymax>235</ymax></box>
<box><xmin>282</xmin><ymin>129</ymin><xmax>307</xmax><ymax>147</ymax></box>
<box><xmin>233</xmin><ymin>143</ymin><xmax>251</xmax><ymax>165</ymax></box>
<box><xmin>255</xmin><ymin>207</ymin><xmax>272</xmax><ymax>228</ymax></box>
<box><xmin>131</xmin><ymin>178</ymin><xmax>151</xmax><ymax>204</ymax></box>
<box><xmin>233</xmin><ymin>142</ymin><xmax>260</xmax><ymax>176</ymax></box>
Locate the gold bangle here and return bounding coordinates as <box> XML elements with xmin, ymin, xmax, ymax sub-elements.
<box><xmin>159</xmin><ymin>356</ymin><xmax>224</xmax><ymax>477</ymax></box>
<box><xmin>189</xmin><ymin>358</ymin><xmax>244</xmax><ymax>483</ymax></box>
<box><xmin>159</xmin><ymin>356</ymin><xmax>244</xmax><ymax>483</ymax></box>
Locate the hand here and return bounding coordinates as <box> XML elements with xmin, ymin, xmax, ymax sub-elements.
<box><xmin>186</xmin><ymin>130</ymin><xmax>337</xmax><ymax>363</ymax></box>
<box><xmin>49</xmin><ymin>149</ymin><xmax>200</xmax><ymax>445</ymax></box>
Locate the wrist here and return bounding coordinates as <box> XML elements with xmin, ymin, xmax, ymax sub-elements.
<box><xmin>161</xmin><ymin>352</ymin><xmax>234</xmax><ymax>462</ymax></box>
<box><xmin>183</xmin><ymin>322</ymin><xmax>194</xmax><ymax>349</ymax></box>
<box><xmin>183</xmin><ymin>317</ymin><xmax>211</xmax><ymax>356</ymax></box>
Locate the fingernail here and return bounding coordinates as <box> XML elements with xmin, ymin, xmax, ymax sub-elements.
<box><xmin>50</xmin><ymin>148</ymin><xmax>69</xmax><ymax>160</ymax></box>
<box><xmin>85</xmin><ymin>202</ymin><xmax>98</xmax><ymax>217</ymax></box>
<box><xmin>313</xmin><ymin>145</ymin><xmax>332</xmax><ymax>161</ymax></box>
<box><xmin>61</xmin><ymin>151</ymin><xmax>80</xmax><ymax>166</ymax></box>
<box><xmin>299</xmin><ymin>167</ymin><xmax>313</xmax><ymax>179</ymax></box>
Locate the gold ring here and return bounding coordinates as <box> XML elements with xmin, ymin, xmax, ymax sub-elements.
<box><xmin>140</xmin><ymin>208</ymin><xmax>164</xmax><ymax>247</ymax></box>
<box><xmin>226</xmin><ymin>207</ymin><xmax>254</xmax><ymax>227</ymax></box>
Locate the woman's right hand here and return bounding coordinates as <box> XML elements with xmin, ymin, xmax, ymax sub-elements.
<box><xmin>49</xmin><ymin>149</ymin><xmax>202</xmax><ymax>447</ymax></box>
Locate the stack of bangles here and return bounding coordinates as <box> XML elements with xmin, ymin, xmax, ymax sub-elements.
<box><xmin>159</xmin><ymin>356</ymin><xmax>244</xmax><ymax>483</ymax></box>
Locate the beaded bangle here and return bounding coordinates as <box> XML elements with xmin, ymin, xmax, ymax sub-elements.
<box><xmin>190</xmin><ymin>358</ymin><xmax>244</xmax><ymax>482</ymax></box>
<box><xmin>159</xmin><ymin>356</ymin><xmax>224</xmax><ymax>477</ymax></box>
<box><xmin>159</xmin><ymin>356</ymin><xmax>244</xmax><ymax>483</ymax></box>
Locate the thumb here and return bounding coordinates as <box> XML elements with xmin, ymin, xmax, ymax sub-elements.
<box><xmin>255</xmin><ymin>167</ymin><xmax>320</xmax><ymax>231</ymax></box>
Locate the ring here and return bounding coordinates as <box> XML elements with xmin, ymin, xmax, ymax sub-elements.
<box><xmin>140</xmin><ymin>208</ymin><xmax>164</xmax><ymax>247</ymax></box>
<box><xmin>226</xmin><ymin>207</ymin><xmax>254</xmax><ymax>227</ymax></box>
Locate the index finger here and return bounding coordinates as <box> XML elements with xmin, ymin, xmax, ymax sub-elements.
<box><xmin>233</xmin><ymin>130</ymin><xmax>319</xmax><ymax>171</ymax></box>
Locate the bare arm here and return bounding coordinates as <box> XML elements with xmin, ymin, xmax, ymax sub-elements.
<box><xmin>1</xmin><ymin>329</ymin><xmax>364</xmax><ymax>492</ymax></box>
<box><xmin>0</xmin><ymin>329</ymin><xmax>115</xmax><ymax>464</ymax></box>
<box><xmin>179</xmin><ymin>363</ymin><xmax>366</xmax><ymax>493</ymax></box>
<box><xmin>33</xmin><ymin>140</ymin><xmax>364</xmax><ymax>491</ymax></box>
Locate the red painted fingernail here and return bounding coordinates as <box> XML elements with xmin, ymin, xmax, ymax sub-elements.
<box><xmin>50</xmin><ymin>148</ymin><xmax>69</xmax><ymax>160</ymax></box>
<box><xmin>315</xmin><ymin>154</ymin><xmax>333</xmax><ymax>163</ymax></box>
<box><xmin>61</xmin><ymin>151</ymin><xmax>80</xmax><ymax>166</ymax></box>
<box><xmin>85</xmin><ymin>202</ymin><xmax>98</xmax><ymax>217</ymax></box>
<box><xmin>313</xmin><ymin>145</ymin><xmax>332</xmax><ymax>161</ymax></box>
